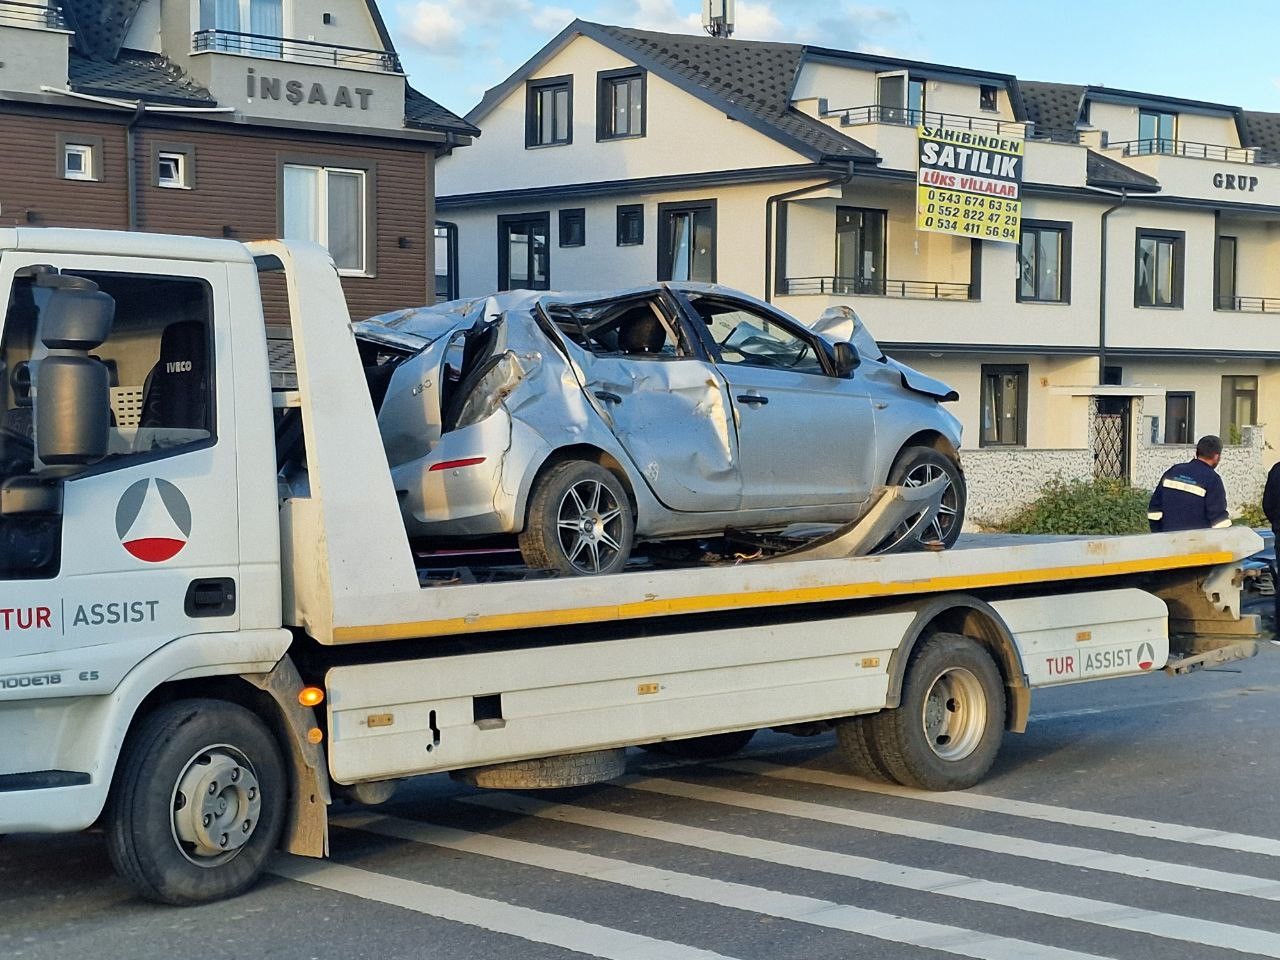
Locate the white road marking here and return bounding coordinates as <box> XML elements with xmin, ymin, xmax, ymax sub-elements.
<box><xmin>619</xmin><ymin>776</ymin><xmax>1280</xmax><ymax>901</ymax></box>
<box><xmin>271</xmin><ymin>858</ymin><xmax>739</xmax><ymax>960</ymax></box>
<box><xmin>461</xmin><ymin>793</ymin><xmax>1280</xmax><ymax>959</ymax></box>
<box><xmin>721</xmin><ymin>759</ymin><xmax>1280</xmax><ymax>859</ymax></box>
<box><xmin>335</xmin><ymin>812</ymin><xmax>1117</xmax><ymax>960</ymax></box>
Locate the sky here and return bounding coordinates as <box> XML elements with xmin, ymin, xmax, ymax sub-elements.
<box><xmin>382</xmin><ymin>0</ymin><xmax>1280</xmax><ymax>118</ymax></box>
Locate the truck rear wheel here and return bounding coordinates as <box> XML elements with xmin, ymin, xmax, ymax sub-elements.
<box><xmin>640</xmin><ymin>729</ymin><xmax>756</xmax><ymax>760</ymax></box>
<box><xmin>835</xmin><ymin>716</ymin><xmax>894</xmax><ymax>781</ymax></box>
<box><xmin>106</xmin><ymin>699</ymin><xmax>287</xmax><ymax>905</ymax></box>
<box><xmin>519</xmin><ymin>460</ymin><xmax>634</xmax><ymax>576</ymax></box>
<box><xmin>866</xmin><ymin>633</ymin><xmax>1004</xmax><ymax>790</ymax></box>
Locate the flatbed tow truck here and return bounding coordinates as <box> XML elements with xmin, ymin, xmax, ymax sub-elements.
<box><xmin>0</xmin><ymin>229</ymin><xmax>1261</xmax><ymax>905</ymax></box>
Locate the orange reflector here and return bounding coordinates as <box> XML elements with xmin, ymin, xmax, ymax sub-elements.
<box><xmin>307</xmin><ymin>727</ymin><xmax>324</xmax><ymax>744</ymax></box>
<box><xmin>429</xmin><ymin>457</ymin><xmax>486</xmax><ymax>472</ymax></box>
<box><xmin>298</xmin><ymin>686</ymin><xmax>325</xmax><ymax>708</ymax></box>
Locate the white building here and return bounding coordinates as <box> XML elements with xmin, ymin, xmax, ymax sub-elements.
<box><xmin>437</xmin><ymin>21</ymin><xmax>1280</xmax><ymax>518</ymax></box>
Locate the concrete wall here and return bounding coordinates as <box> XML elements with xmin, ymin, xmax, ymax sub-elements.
<box><xmin>0</xmin><ymin>20</ymin><xmax>70</xmax><ymax>95</ymax></box>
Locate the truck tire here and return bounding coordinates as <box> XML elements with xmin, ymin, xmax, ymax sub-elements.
<box><xmin>835</xmin><ymin>716</ymin><xmax>894</xmax><ymax>781</ymax></box>
<box><xmin>453</xmin><ymin>748</ymin><xmax>627</xmax><ymax>789</ymax></box>
<box><xmin>519</xmin><ymin>460</ymin><xmax>634</xmax><ymax>576</ymax></box>
<box><xmin>640</xmin><ymin>729</ymin><xmax>757</xmax><ymax>760</ymax></box>
<box><xmin>866</xmin><ymin>633</ymin><xmax>1005</xmax><ymax>790</ymax></box>
<box><xmin>884</xmin><ymin>446</ymin><xmax>966</xmax><ymax>549</ymax></box>
<box><xmin>106</xmin><ymin>699</ymin><xmax>287</xmax><ymax>905</ymax></box>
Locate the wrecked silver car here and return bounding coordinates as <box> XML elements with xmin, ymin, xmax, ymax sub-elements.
<box><xmin>354</xmin><ymin>283</ymin><xmax>964</xmax><ymax>576</ymax></box>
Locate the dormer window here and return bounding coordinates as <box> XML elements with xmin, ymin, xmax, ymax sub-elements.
<box><xmin>198</xmin><ymin>0</ymin><xmax>284</xmax><ymax>54</ymax></box>
<box><xmin>598</xmin><ymin>69</ymin><xmax>646</xmax><ymax>140</ymax></box>
<box><xmin>526</xmin><ymin>76</ymin><xmax>573</xmax><ymax>148</ymax></box>
<box><xmin>979</xmin><ymin>84</ymin><xmax>998</xmax><ymax>112</ymax></box>
<box><xmin>1138</xmin><ymin>110</ymin><xmax>1177</xmax><ymax>154</ymax></box>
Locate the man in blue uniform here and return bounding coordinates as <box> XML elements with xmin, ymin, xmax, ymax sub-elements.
<box><xmin>1147</xmin><ymin>435</ymin><xmax>1230</xmax><ymax>532</ymax></box>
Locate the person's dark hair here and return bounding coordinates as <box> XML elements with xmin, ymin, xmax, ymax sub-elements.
<box><xmin>1196</xmin><ymin>435</ymin><xmax>1223</xmax><ymax>459</ymax></box>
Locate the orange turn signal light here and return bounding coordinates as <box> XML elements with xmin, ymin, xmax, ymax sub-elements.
<box><xmin>298</xmin><ymin>686</ymin><xmax>325</xmax><ymax>708</ymax></box>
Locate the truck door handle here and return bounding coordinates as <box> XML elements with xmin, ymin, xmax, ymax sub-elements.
<box><xmin>736</xmin><ymin>394</ymin><xmax>769</xmax><ymax>406</ymax></box>
<box><xmin>594</xmin><ymin>391</ymin><xmax>623</xmax><ymax>405</ymax></box>
<box><xmin>185</xmin><ymin>578</ymin><xmax>236</xmax><ymax>618</ymax></box>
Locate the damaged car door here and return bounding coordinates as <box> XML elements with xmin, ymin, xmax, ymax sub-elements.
<box><xmin>678</xmin><ymin>292</ymin><xmax>877</xmax><ymax>509</ymax></box>
<box><xmin>545</xmin><ymin>293</ymin><xmax>742</xmax><ymax>512</ymax></box>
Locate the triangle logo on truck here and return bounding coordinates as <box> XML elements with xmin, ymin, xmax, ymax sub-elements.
<box><xmin>1137</xmin><ymin>641</ymin><xmax>1156</xmax><ymax>671</ymax></box>
<box><xmin>115</xmin><ymin>478</ymin><xmax>192</xmax><ymax>563</ymax></box>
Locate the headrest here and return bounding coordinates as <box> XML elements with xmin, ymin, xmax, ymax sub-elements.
<box><xmin>617</xmin><ymin>307</ymin><xmax>667</xmax><ymax>354</ymax></box>
<box><xmin>156</xmin><ymin>320</ymin><xmax>207</xmax><ymax>373</ymax></box>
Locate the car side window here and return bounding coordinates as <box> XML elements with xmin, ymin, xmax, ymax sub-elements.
<box><xmin>548</xmin><ymin>297</ymin><xmax>692</xmax><ymax>359</ymax></box>
<box><xmin>691</xmin><ymin>299</ymin><xmax>827</xmax><ymax>375</ymax></box>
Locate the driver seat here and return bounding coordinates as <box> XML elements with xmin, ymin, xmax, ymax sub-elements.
<box><xmin>139</xmin><ymin>320</ymin><xmax>209</xmax><ymax>431</ymax></box>
<box><xmin>616</xmin><ymin>307</ymin><xmax>668</xmax><ymax>355</ymax></box>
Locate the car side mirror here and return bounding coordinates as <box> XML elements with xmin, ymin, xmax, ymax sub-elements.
<box><xmin>832</xmin><ymin>341</ymin><xmax>860</xmax><ymax>378</ymax></box>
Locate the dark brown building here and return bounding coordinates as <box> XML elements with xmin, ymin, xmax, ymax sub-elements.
<box><xmin>0</xmin><ymin>0</ymin><xmax>475</xmax><ymax>320</ymax></box>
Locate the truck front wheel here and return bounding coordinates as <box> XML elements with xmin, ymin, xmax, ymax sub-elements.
<box><xmin>106</xmin><ymin>699</ymin><xmax>287</xmax><ymax>905</ymax></box>
<box><xmin>866</xmin><ymin>633</ymin><xmax>1005</xmax><ymax>790</ymax></box>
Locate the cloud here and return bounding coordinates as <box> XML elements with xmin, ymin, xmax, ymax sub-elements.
<box><xmin>401</xmin><ymin>1</ymin><xmax>468</xmax><ymax>54</ymax></box>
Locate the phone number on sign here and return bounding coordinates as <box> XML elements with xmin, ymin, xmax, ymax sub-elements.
<box><xmin>919</xmin><ymin>215</ymin><xmax>1018</xmax><ymax>241</ymax></box>
<box><xmin>920</xmin><ymin>189</ymin><xmax>1019</xmax><ymax>213</ymax></box>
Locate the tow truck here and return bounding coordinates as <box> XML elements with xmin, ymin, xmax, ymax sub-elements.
<box><xmin>0</xmin><ymin>229</ymin><xmax>1260</xmax><ymax>904</ymax></box>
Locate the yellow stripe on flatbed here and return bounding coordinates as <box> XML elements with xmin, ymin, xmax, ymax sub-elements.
<box><xmin>330</xmin><ymin>549</ymin><xmax>1233</xmax><ymax>643</ymax></box>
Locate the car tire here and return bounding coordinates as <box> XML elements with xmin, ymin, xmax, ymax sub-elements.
<box><xmin>885</xmin><ymin>445</ymin><xmax>966</xmax><ymax>549</ymax></box>
<box><xmin>865</xmin><ymin>632</ymin><xmax>1005</xmax><ymax>790</ymax></box>
<box><xmin>519</xmin><ymin>460</ymin><xmax>635</xmax><ymax>576</ymax></box>
<box><xmin>106</xmin><ymin>699</ymin><xmax>287</xmax><ymax>905</ymax></box>
<box><xmin>639</xmin><ymin>730</ymin><xmax>757</xmax><ymax>760</ymax></box>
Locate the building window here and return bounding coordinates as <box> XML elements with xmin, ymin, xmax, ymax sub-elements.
<box><xmin>616</xmin><ymin>204</ymin><xmax>644</xmax><ymax>246</ymax></box>
<box><xmin>1220</xmin><ymin>375</ymin><xmax>1258</xmax><ymax>440</ymax></box>
<box><xmin>498</xmin><ymin>212</ymin><xmax>550</xmax><ymax>291</ymax></box>
<box><xmin>1215</xmin><ymin>235</ymin><xmax>1237</xmax><ymax>310</ymax></box>
<box><xmin>434</xmin><ymin>222</ymin><xmax>458</xmax><ymax>301</ymax></box>
<box><xmin>658</xmin><ymin>201</ymin><xmax>716</xmax><ymax>282</ymax></box>
<box><xmin>526</xmin><ymin>76</ymin><xmax>572</xmax><ymax>148</ymax></box>
<box><xmin>282</xmin><ymin>162</ymin><xmax>370</xmax><ymax>275</ymax></box>
<box><xmin>1164</xmin><ymin>391</ymin><xmax>1194</xmax><ymax>445</ymax></box>
<box><xmin>877</xmin><ymin>72</ymin><xmax>925</xmax><ymax>124</ymax></box>
<box><xmin>1138</xmin><ymin>109</ymin><xmax>1177</xmax><ymax>154</ymax></box>
<box><xmin>835</xmin><ymin>207</ymin><xmax>886</xmax><ymax>295</ymax></box>
<box><xmin>980</xmin><ymin>364</ymin><xmax>1027</xmax><ymax>447</ymax></box>
<box><xmin>154</xmin><ymin>143</ymin><xmax>195</xmax><ymax>189</ymax></box>
<box><xmin>1018</xmin><ymin>221</ymin><xmax>1070</xmax><ymax>303</ymax></box>
<box><xmin>1102</xmin><ymin>365</ymin><xmax>1123</xmax><ymax>386</ymax></box>
<box><xmin>979</xmin><ymin>84</ymin><xmax>998</xmax><ymax>111</ymax></box>
<box><xmin>1135</xmin><ymin>229</ymin><xmax>1184</xmax><ymax>308</ymax></box>
<box><xmin>58</xmin><ymin>134</ymin><xmax>102</xmax><ymax>181</ymax></box>
<box><xmin>198</xmin><ymin>0</ymin><xmax>284</xmax><ymax>54</ymax></box>
<box><xmin>559</xmin><ymin>208</ymin><xmax>585</xmax><ymax>248</ymax></box>
<box><xmin>597</xmin><ymin>68</ymin><xmax>645</xmax><ymax>140</ymax></box>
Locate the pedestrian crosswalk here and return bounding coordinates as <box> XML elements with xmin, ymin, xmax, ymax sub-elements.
<box><xmin>272</xmin><ymin>748</ymin><xmax>1280</xmax><ymax>960</ymax></box>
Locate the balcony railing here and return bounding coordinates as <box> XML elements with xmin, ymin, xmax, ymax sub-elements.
<box><xmin>785</xmin><ymin>276</ymin><xmax>977</xmax><ymax>301</ymax></box>
<box><xmin>1216</xmin><ymin>295</ymin><xmax>1280</xmax><ymax>313</ymax></box>
<box><xmin>0</xmin><ymin>1</ymin><xmax>67</xmax><ymax>29</ymax></box>
<box><xmin>1109</xmin><ymin>138</ymin><xmax>1277</xmax><ymax>166</ymax></box>
<box><xmin>192</xmin><ymin>29</ymin><xmax>402</xmax><ymax>73</ymax></box>
<box><xmin>822</xmin><ymin>104</ymin><xmax>1080</xmax><ymax>144</ymax></box>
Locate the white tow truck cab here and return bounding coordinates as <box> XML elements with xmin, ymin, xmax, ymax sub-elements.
<box><xmin>0</xmin><ymin>229</ymin><xmax>1262</xmax><ymax>905</ymax></box>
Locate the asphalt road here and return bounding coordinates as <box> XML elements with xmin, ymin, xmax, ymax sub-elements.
<box><xmin>4</xmin><ymin>638</ymin><xmax>1280</xmax><ymax>960</ymax></box>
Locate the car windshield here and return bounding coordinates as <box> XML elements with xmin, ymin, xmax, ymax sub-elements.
<box><xmin>689</xmin><ymin>298</ymin><xmax>825</xmax><ymax>374</ymax></box>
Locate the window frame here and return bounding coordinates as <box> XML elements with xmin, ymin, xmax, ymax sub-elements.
<box><xmin>57</xmin><ymin>133</ymin><xmax>102</xmax><ymax>182</ymax></box>
<box><xmin>1134</xmin><ymin>228</ymin><xmax>1185</xmax><ymax>309</ymax></box>
<box><xmin>1163</xmin><ymin>390</ymin><xmax>1195</xmax><ymax>445</ymax></box>
<box><xmin>596</xmin><ymin>67</ymin><xmax>647</xmax><ymax>141</ymax></box>
<box><xmin>657</xmin><ymin>199</ymin><xmax>717</xmax><ymax>283</ymax></box>
<box><xmin>1017</xmin><ymin>219</ymin><xmax>1072</xmax><ymax>304</ymax></box>
<box><xmin>277</xmin><ymin>154</ymin><xmax>376</xmax><ymax>278</ymax></box>
<box><xmin>835</xmin><ymin>205</ymin><xmax>888</xmax><ymax>295</ymax></box>
<box><xmin>680</xmin><ymin>293</ymin><xmax>835</xmax><ymax>378</ymax></box>
<box><xmin>153</xmin><ymin>142</ymin><xmax>196</xmax><ymax>190</ymax></box>
<box><xmin>616</xmin><ymin>204</ymin><xmax>644</xmax><ymax>247</ymax></box>
<box><xmin>979</xmin><ymin>84</ymin><xmax>999</xmax><ymax>112</ymax></box>
<box><xmin>1214</xmin><ymin>234</ymin><xmax>1237</xmax><ymax>311</ymax></box>
<box><xmin>497</xmin><ymin>211</ymin><xmax>551</xmax><ymax>292</ymax></box>
<box><xmin>558</xmin><ymin>208</ymin><xmax>586</xmax><ymax>248</ymax></box>
<box><xmin>434</xmin><ymin>221</ymin><xmax>458</xmax><ymax>302</ymax></box>
<box><xmin>979</xmin><ymin>363</ymin><xmax>1029</xmax><ymax>448</ymax></box>
<box><xmin>525</xmin><ymin>75</ymin><xmax>574</xmax><ymax>149</ymax></box>
<box><xmin>1220</xmin><ymin>375</ymin><xmax>1258</xmax><ymax>438</ymax></box>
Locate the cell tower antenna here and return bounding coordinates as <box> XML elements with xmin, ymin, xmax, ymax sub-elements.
<box><xmin>702</xmin><ymin>0</ymin><xmax>735</xmax><ymax>38</ymax></box>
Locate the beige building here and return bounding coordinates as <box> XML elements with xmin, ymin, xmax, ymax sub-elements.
<box><xmin>436</xmin><ymin>22</ymin><xmax>1280</xmax><ymax>517</ymax></box>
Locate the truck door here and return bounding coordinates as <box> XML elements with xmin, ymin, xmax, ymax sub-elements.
<box><xmin>0</xmin><ymin>254</ymin><xmax>239</xmax><ymax>686</ymax></box>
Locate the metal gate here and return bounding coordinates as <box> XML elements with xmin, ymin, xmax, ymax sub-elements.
<box><xmin>1092</xmin><ymin>397</ymin><xmax>1131</xmax><ymax>481</ymax></box>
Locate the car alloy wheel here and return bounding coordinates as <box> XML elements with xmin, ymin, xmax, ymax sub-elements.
<box><xmin>901</xmin><ymin>460</ymin><xmax>959</xmax><ymax>545</ymax></box>
<box><xmin>556</xmin><ymin>478</ymin><xmax>627</xmax><ymax>575</ymax></box>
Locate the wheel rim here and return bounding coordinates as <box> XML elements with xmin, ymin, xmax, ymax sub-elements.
<box><xmin>555</xmin><ymin>478</ymin><xmax>625</xmax><ymax>574</ymax></box>
<box><xmin>920</xmin><ymin>667</ymin><xmax>987</xmax><ymax>761</ymax></box>
<box><xmin>876</xmin><ymin>462</ymin><xmax>958</xmax><ymax>552</ymax></box>
<box><xmin>170</xmin><ymin>744</ymin><xmax>263</xmax><ymax>868</ymax></box>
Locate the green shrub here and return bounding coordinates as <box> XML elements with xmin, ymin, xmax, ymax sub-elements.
<box><xmin>1235</xmin><ymin>501</ymin><xmax>1268</xmax><ymax>528</ymax></box>
<box><xmin>995</xmin><ymin>478</ymin><xmax>1152</xmax><ymax>536</ymax></box>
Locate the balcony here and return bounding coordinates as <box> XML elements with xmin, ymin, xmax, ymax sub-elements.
<box><xmin>1216</xmin><ymin>295</ymin><xmax>1280</xmax><ymax>313</ymax></box>
<box><xmin>822</xmin><ymin>104</ymin><xmax>1080</xmax><ymax>144</ymax></box>
<box><xmin>0</xmin><ymin>0</ymin><xmax>67</xmax><ymax>29</ymax></box>
<box><xmin>784</xmin><ymin>276</ymin><xmax>976</xmax><ymax>301</ymax></box>
<box><xmin>192</xmin><ymin>29</ymin><xmax>402</xmax><ymax>73</ymax></box>
<box><xmin>1108</xmin><ymin>138</ymin><xmax>1276</xmax><ymax>166</ymax></box>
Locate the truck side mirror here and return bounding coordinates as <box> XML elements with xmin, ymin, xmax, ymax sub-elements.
<box><xmin>832</xmin><ymin>341</ymin><xmax>860</xmax><ymax>378</ymax></box>
<box><xmin>33</xmin><ymin>277</ymin><xmax>116</xmax><ymax>475</ymax></box>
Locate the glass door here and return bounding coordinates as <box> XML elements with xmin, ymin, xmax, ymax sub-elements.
<box><xmin>1138</xmin><ymin>110</ymin><xmax>1177</xmax><ymax>154</ymax></box>
<box><xmin>836</xmin><ymin>207</ymin><xmax>886</xmax><ymax>295</ymax></box>
<box><xmin>1215</xmin><ymin>236</ymin><xmax>1237</xmax><ymax>310</ymax></box>
<box><xmin>658</xmin><ymin>202</ymin><xmax>716</xmax><ymax>283</ymax></box>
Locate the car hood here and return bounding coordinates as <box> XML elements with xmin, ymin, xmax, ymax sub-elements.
<box><xmin>810</xmin><ymin>305</ymin><xmax>958</xmax><ymax>403</ymax></box>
